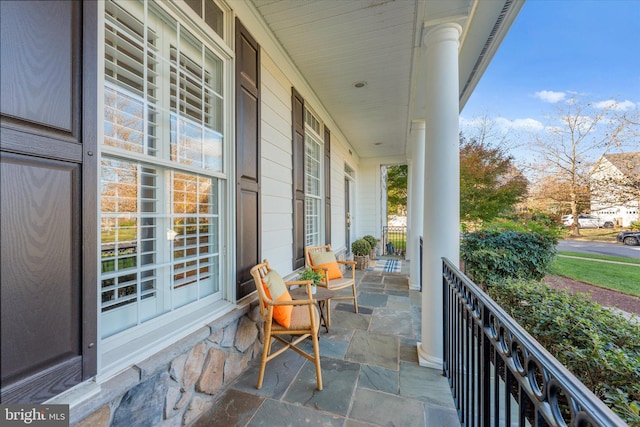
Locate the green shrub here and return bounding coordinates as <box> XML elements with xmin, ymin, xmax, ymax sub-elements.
<box><xmin>299</xmin><ymin>268</ymin><xmax>323</xmax><ymax>286</ymax></box>
<box><xmin>461</xmin><ymin>229</ymin><xmax>557</xmax><ymax>285</ymax></box>
<box><xmin>630</xmin><ymin>221</ymin><xmax>640</xmax><ymax>231</ymax></box>
<box><xmin>487</xmin><ymin>279</ymin><xmax>640</xmax><ymax>425</ymax></box>
<box><xmin>352</xmin><ymin>239</ymin><xmax>371</xmax><ymax>256</ymax></box>
<box><xmin>362</xmin><ymin>235</ymin><xmax>378</xmax><ymax>249</ymax></box>
<box><xmin>483</xmin><ymin>217</ymin><xmax>563</xmax><ymax>241</ymax></box>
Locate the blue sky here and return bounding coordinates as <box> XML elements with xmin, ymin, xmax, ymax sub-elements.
<box><xmin>461</xmin><ymin>0</ymin><xmax>640</xmax><ymax>150</ymax></box>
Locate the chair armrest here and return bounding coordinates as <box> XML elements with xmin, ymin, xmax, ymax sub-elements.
<box><xmin>337</xmin><ymin>260</ymin><xmax>356</xmax><ymax>278</ymax></box>
<box><xmin>272</xmin><ymin>298</ymin><xmax>315</xmax><ymax>306</ymax></box>
<box><xmin>285</xmin><ymin>280</ymin><xmax>314</xmax><ymax>297</ymax></box>
<box><xmin>285</xmin><ymin>280</ymin><xmax>313</xmax><ymax>287</ymax></box>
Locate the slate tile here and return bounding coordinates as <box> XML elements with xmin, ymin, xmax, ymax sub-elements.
<box><xmin>247</xmin><ymin>399</ymin><xmax>344</xmax><ymax>426</ymax></box>
<box><xmin>345</xmin><ymin>330</ymin><xmax>398</xmax><ymax>370</ymax></box>
<box><xmin>285</xmin><ymin>358</ymin><xmax>360</xmax><ymax>416</ymax></box>
<box><xmin>349</xmin><ymin>388</ymin><xmax>425</xmax><ymax>427</ymax></box>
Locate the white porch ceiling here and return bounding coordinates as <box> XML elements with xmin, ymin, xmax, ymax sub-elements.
<box><xmin>249</xmin><ymin>0</ymin><xmax>523</xmax><ymax>160</ymax></box>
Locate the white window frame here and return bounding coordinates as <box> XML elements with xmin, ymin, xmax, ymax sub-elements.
<box><xmin>304</xmin><ymin>107</ymin><xmax>324</xmax><ymax>247</ymax></box>
<box><xmin>97</xmin><ymin>0</ymin><xmax>235</xmax><ymax>378</ymax></box>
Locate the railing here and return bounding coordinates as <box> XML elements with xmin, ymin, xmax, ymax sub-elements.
<box><xmin>442</xmin><ymin>258</ymin><xmax>626</xmax><ymax>427</ymax></box>
<box><xmin>382</xmin><ymin>225</ymin><xmax>406</xmax><ymax>256</ymax></box>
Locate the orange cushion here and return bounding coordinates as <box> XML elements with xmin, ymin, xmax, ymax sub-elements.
<box><xmin>262</xmin><ymin>271</ymin><xmax>293</xmax><ymax>328</ymax></box>
<box><xmin>310</xmin><ymin>251</ymin><xmax>343</xmax><ymax>280</ymax></box>
<box><xmin>315</xmin><ymin>262</ymin><xmax>343</xmax><ymax>280</ymax></box>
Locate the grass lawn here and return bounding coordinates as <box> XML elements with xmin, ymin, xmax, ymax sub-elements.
<box><xmin>558</xmin><ymin>251</ymin><xmax>640</xmax><ymax>265</ymax></box>
<box><xmin>561</xmin><ymin>228</ymin><xmax>621</xmax><ymax>242</ymax></box>
<box><xmin>551</xmin><ymin>253</ymin><xmax>640</xmax><ymax>296</ymax></box>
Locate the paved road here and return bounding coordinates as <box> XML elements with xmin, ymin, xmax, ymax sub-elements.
<box><xmin>557</xmin><ymin>239</ymin><xmax>640</xmax><ymax>259</ymax></box>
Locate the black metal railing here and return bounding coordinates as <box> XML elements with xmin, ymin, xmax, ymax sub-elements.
<box><xmin>442</xmin><ymin>258</ymin><xmax>626</xmax><ymax>427</ymax></box>
<box><xmin>382</xmin><ymin>225</ymin><xmax>406</xmax><ymax>256</ymax></box>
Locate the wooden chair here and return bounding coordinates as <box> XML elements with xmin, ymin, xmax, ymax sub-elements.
<box><xmin>250</xmin><ymin>260</ymin><xmax>322</xmax><ymax>390</ymax></box>
<box><xmin>304</xmin><ymin>245</ymin><xmax>358</xmax><ymax>328</ymax></box>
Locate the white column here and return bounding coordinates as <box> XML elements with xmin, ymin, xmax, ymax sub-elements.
<box><xmin>405</xmin><ymin>157</ymin><xmax>413</xmax><ymax>261</ymax></box>
<box><xmin>408</xmin><ymin>121</ymin><xmax>425</xmax><ymax>291</ymax></box>
<box><xmin>418</xmin><ymin>23</ymin><xmax>461</xmax><ymax>369</ymax></box>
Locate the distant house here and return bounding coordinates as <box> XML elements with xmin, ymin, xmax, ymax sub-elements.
<box><xmin>590</xmin><ymin>152</ymin><xmax>640</xmax><ymax>226</ymax></box>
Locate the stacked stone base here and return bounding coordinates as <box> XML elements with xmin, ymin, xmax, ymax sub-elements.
<box><xmin>73</xmin><ymin>302</ymin><xmax>263</xmax><ymax>427</ymax></box>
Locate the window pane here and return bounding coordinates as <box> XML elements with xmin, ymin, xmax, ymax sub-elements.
<box><xmin>104</xmin><ymin>86</ymin><xmax>144</xmax><ymax>153</ymax></box>
<box><xmin>101</xmin><ymin>0</ymin><xmax>224</xmax><ymax>340</ymax></box>
<box><xmin>185</xmin><ymin>0</ymin><xmax>202</xmax><ymax>17</ymax></box>
<box><xmin>304</xmin><ymin>124</ymin><xmax>323</xmax><ymax>246</ymax></box>
<box><xmin>170</xmin><ymin>172</ymin><xmax>218</xmax><ymax>305</ymax></box>
<box><xmin>170</xmin><ymin>38</ymin><xmax>223</xmax><ymax>172</ymax></box>
<box><xmin>204</xmin><ymin>0</ymin><xmax>224</xmax><ymax>37</ymax></box>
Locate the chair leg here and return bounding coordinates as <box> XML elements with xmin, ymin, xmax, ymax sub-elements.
<box><xmin>311</xmin><ymin>331</ymin><xmax>323</xmax><ymax>390</ymax></box>
<box><xmin>351</xmin><ymin>283</ymin><xmax>358</xmax><ymax>313</ymax></box>
<box><xmin>257</xmin><ymin>335</ymin><xmax>270</xmax><ymax>389</ymax></box>
<box><xmin>326</xmin><ymin>298</ymin><xmax>331</xmax><ymax>329</ymax></box>
<box><xmin>257</xmin><ymin>320</ymin><xmax>273</xmax><ymax>389</ymax></box>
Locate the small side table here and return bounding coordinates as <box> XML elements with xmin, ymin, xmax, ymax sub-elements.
<box><xmin>289</xmin><ymin>286</ymin><xmax>334</xmax><ymax>333</ymax></box>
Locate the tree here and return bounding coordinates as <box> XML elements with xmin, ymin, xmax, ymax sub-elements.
<box><xmin>529</xmin><ymin>96</ymin><xmax>638</xmax><ymax>235</ymax></box>
<box><xmin>460</xmin><ymin>133</ymin><xmax>528</xmax><ymax>223</ymax></box>
<box><xmin>386</xmin><ymin>164</ymin><xmax>407</xmax><ymax>216</ymax></box>
<box><xmin>526</xmin><ymin>173</ymin><xmax>590</xmax><ymax>215</ymax></box>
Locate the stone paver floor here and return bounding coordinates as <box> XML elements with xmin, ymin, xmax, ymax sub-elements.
<box><xmin>192</xmin><ymin>259</ymin><xmax>460</xmax><ymax>427</ymax></box>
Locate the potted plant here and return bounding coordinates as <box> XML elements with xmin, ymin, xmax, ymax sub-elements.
<box><xmin>351</xmin><ymin>238</ymin><xmax>371</xmax><ymax>270</ymax></box>
<box><xmin>299</xmin><ymin>268</ymin><xmax>323</xmax><ymax>294</ymax></box>
<box><xmin>362</xmin><ymin>235</ymin><xmax>378</xmax><ymax>261</ymax></box>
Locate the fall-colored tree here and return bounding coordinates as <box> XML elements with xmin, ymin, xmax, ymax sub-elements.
<box><xmin>460</xmin><ymin>133</ymin><xmax>528</xmax><ymax>223</ymax></box>
<box><xmin>525</xmin><ymin>173</ymin><xmax>590</xmax><ymax>214</ymax></box>
<box><xmin>529</xmin><ymin>96</ymin><xmax>638</xmax><ymax>235</ymax></box>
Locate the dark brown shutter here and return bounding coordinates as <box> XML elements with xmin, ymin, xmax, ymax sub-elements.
<box><xmin>292</xmin><ymin>88</ymin><xmax>305</xmax><ymax>269</ymax></box>
<box><xmin>0</xmin><ymin>0</ymin><xmax>98</xmax><ymax>403</ymax></box>
<box><xmin>324</xmin><ymin>126</ymin><xmax>331</xmax><ymax>245</ymax></box>
<box><xmin>235</xmin><ymin>19</ymin><xmax>261</xmax><ymax>299</ymax></box>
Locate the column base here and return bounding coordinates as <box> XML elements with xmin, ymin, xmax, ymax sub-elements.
<box><xmin>416</xmin><ymin>342</ymin><xmax>443</xmax><ymax>370</ymax></box>
<box><xmin>408</xmin><ymin>280</ymin><xmax>420</xmax><ymax>291</ymax></box>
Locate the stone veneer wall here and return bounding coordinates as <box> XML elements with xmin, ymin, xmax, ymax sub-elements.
<box><xmin>73</xmin><ymin>300</ymin><xmax>263</xmax><ymax>427</ymax></box>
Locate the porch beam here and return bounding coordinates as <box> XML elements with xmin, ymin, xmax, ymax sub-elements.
<box><xmin>417</xmin><ymin>23</ymin><xmax>462</xmax><ymax>369</ymax></box>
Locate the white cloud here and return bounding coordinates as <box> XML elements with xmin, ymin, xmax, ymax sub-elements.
<box><xmin>459</xmin><ymin>116</ymin><xmax>485</xmax><ymax>128</ymax></box>
<box><xmin>592</xmin><ymin>99</ymin><xmax>636</xmax><ymax>111</ymax></box>
<box><xmin>495</xmin><ymin>117</ymin><xmax>545</xmax><ymax>132</ymax></box>
<box><xmin>534</xmin><ymin>90</ymin><xmax>566</xmax><ymax>103</ymax></box>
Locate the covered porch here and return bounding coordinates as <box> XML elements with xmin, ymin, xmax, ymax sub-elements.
<box><xmin>193</xmin><ymin>261</ymin><xmax>460</xmax><ymax>426</ymax></box>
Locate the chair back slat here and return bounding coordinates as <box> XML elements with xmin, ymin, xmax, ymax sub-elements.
<box><xmin>250</xmin><ymin>260</ymin><xmax>273</xmax><ymax>320</ymax></box>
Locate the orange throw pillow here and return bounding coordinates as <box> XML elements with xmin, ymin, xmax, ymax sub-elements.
<box><xmin>262</xmin><ymin>271</ymin><xmax>293</xmax><ymax>328</ymax></box>
<box><xmin>310</xmin><ymin>251</ymin><xmax>343</xmax><ymax>279</ymax></box>
<box><xmin>315</xmin><ymin>262</ymin><xmax>343</xmax><ymax>280</ymax></box>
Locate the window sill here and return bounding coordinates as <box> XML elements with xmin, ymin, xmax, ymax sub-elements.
<box><xmin>99</xmin><ymin>299</ymin><xmax>235</xmax><ymax>381</ymax></box>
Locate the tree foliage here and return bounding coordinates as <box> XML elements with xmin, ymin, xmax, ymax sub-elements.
<box><xmin>526</xmin><ymin>173</ymin><xmax>590</xmax><ymax>214</ymax></box>
<box><xmin>460</xmin><ymin>133</ymin><xmax>528</xmax><ymax>222</ymax></box>
<box><xmin>386</xmin><ymin>165</ymin><xmax>407</xmax><ymax>216</ymax></box>
<box><xmin>529</xmin><ymin>96</ymin><xmax>638</xmax><ymax>235</ymax></box>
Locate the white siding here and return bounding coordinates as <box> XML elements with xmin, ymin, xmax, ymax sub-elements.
<box><xmin>329</xmin><ymin>135</ymin><xmax>351</xmax><ymax>252</ymax></box>
<box><xmin>357</xmin><ymin>162</ymin><xmax>381</xmax><ymax>238</ymax></box>
<box><xmin>260</xmin><ymin>53</ymin><xmax>294</xmax><ymax>275</ymax></box>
